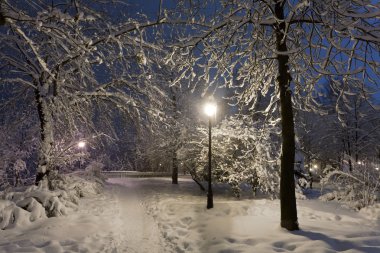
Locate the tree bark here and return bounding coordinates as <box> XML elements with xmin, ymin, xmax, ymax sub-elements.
<box><xmin>275</xmin><ymin>1</ymin><xmax>299</xmax><ymax>231</ymax></box>
<box><xmin>171</xmin><ymin>87</ymin><xmax>179</xmax><ymax>184</ymax></box>
<box><xmin>172</xmin><ymin>153</ymin><xmax>178</xmax><ymax>184</ymax></box>
<box><xmin>34</xmin><ymin>84</ymin><xmax>54</xmax><ymax>185</ymax></box>
<box><xmin>354</xmin><ymin>100</ymin><xmax>359</xmax><ymax>163</ymax></box>
<box><xmin>347</xmin><ymin>134</ymin><xmax>353</xmax><ymax>171</ymax></box>
<box><xmin>0</xmin><ymin>4</ymin><xmax>5</xmax><ymax>26</ymax></box>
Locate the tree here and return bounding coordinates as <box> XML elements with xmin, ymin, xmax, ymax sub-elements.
<box><xmin>164</xmin><ymin>0</ymin><xmax>380</xmax><ymax>230</ymax></box>
<box><xmin>0</xmin><ymin>0</ymin><xmax>168</xmax><ymax>183</ymax></box>
<box><xmin>135</xmin><ymin>82</ymin><xmax>197</xmax><ymax>184</ymax></box>
<box><xmin>180</xmin><ymin>115</ymin><xmax>281</xmax><ymax>198</ymax></box>
<box><xmin>0</xmin><ymin>108</ymin><xmax>37</xmax><ymax>187</ymax></box>
<box><xmin>296</xmin><ymin>78</ymin><xmax>380</xmax><ymax>173</ymax></box>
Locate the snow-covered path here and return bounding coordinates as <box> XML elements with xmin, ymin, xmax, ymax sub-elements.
<box><xmin>0</xmin><ymin>178</ymin><xmax>166</xmax><ymax>253</ymax></box>
<box><xmin>108</xmin><ymin>178</ymin><xmax>164</xmax><ymax>253</ymax></box>
<box><xmin>1</xmin><ymin>177</ymin><xmax>380</xmax><ymax>253</ymax></box>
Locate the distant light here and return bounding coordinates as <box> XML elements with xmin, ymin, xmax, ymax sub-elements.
<box><xmin>159</xmin><ymin>163</ymin><xmax>162</xmax><ymax>166</ymax></box>
<box><xmin>376</xmin><ymin>167</ymin><xmax>379</xmax><ymax>171</ymax></box>
<box><xmin>358</xmin><ymin>161</ymin><xmax>362</xmax><ymax>165</ymax></box>
<box><xmin>313</xmin><ymin>164</ymin><xmax>318</xmax><ymax>169</ymax></box>
<box><xmin>78</xmin><ymin>141</ymin><xmax>86</xmax><ymax>148</ymax></box>
<box><xmin>204</xmin><ymin>103</ymin><xmax>217</xmax><ymax>117</ymax></box>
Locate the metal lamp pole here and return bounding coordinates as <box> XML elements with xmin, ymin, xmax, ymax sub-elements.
<box><xmin>204</xmin><ymin>102</ymin><xmax>216</xmax><ymax>209</ymax></box>
<box><xmin>207</xmin><ymin>115</ymin><xmax>213</xmax><ymax>209</ymax></box>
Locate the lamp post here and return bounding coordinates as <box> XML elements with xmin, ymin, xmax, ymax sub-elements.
<box><xmin>78</xmin><ymin>141</ymin><xmax>86</xmax><ymax>169</ymax></box>
<box><xmin>204</xmin><ymin>102</ymin><xmax>216</xmax><ymax>209</ymax></box>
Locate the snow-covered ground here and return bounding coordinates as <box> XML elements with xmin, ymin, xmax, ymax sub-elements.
<box><xmin>1</xmin><ymin>176</ymin><xmax>379</xmax><ymax>253</ymax></box>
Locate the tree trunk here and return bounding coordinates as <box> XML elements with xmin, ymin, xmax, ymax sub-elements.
<box><xmin>171</xmin><ymin>86</ymin><xmax>179</xmax><ymax>184</ymax></box>
<box><xmin>275</xmin><ymin>1</ymin><xmax>299</xmax><ymax>231</ymax></box>
<box><xmin>34</xmin><ymin>85</ymin><xmax>54</xmax><ymax>185</ymax></box>
<box><xmin>0</xmin><ymin>6</ymin><xmax>5</xmax><ymax>26</ymax></box>
<box><xmin>15</xmin><ymin>171</ymin><xmax>20</xmax><ymax>187</ymax></box>
<box><xmin>172</xmin><ymin>152</ymin><xmax>178</xmax><ymax>184</ymax></box>
<box><xmin>347</xmin><ymin>134</ymin><xmax>353</xmax><ymax>171</ymax></box>
<box><xmin>354</xmin><ymin>100</ymin><xmax>359</xmax><ymax>163</ymax></box>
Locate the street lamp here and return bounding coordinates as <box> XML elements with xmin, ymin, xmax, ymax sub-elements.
<box><xmin>78</xmin><ymin>141</ymin><xmax>86</xmax><ymax>169</ymax></box>
<box><xmin>204</xmin><ymin>102</ymin><xmax>216</xmax><ymax>209</ymax></box>
<box><xmin>78</xmin><ymin>141</ymin><xmax>86</xmax><ymax>148</ymax></box>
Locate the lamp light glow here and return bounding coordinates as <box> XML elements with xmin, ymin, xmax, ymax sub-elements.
<box><xmin>78</xmin><ymin>141</ymin><xmax>86</xmax><ymax>148</ymax></box>
<box><xmin>204</xmin><ymin>103</ymin><xmax>217</xmax><ymax>117</ymax></box>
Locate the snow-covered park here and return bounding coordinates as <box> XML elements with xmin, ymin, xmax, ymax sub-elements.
<box><xmin>1</xmin><ymin>176</ymin><xmax>379</xmax><ymax>253</ymax></box>
<box><xmin>1</xmin><ymin>0</ymin><xmax>380</xmax><ymax>252</ymax></box>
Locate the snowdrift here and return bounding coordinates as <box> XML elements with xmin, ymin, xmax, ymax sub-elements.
<box><xmin>0</xmin><ymin>168</ymin><xmax>104</xmax><ymax>230</ymax></box>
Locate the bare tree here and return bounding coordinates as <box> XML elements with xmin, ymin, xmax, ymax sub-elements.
<box><xmin>296</xmin><ymin>79</ymin><xmax>380</xmax><ymax>172</ymax></box>
<box><xmin>163</xmin><ymin>0</ymin><xmax>380</xmax><ymax>230</ymax></box>
<box><xmin>0</xmin><ymin>0</ymin><xmax>168</xmax><ymax>183</ymax></box>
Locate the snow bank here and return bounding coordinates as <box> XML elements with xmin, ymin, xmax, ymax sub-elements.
<box><xmin>0</xmin><ymin>169</ymin><xmax>103</xmax><ymax>230</ymax></box>
<box><xmin>359</xmin><ymin>204</ymin><xmax>380</xmax><ymax>220</ymax></box>
<box><xmin>0</xmin><ymin>200</ymin><xmax>33</xmax><ymax>229</ymax></box>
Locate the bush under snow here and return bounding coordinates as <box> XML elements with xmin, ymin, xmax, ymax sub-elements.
<box><xmin>0</xmin><ymin>169</ymin><xmax>103</xmax><ymax>230</ymax></box>
<box><xmin>179</xmin><ymin>116</ymin><xmax>280</xmax><ymax>198</ymax></box>
<box><xmin>320</xmin><ymin>164</ymin><xmax>379</xmax><ymax>210</ymax></box>
<box><xmin>359</xmin><ymin>203</ymin><xmax>380</xmax><ymax>220</ymax></box>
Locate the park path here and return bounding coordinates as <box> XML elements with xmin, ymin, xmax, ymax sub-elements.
<box><xmin>107</xmin><ymin>178</ymin><xmax>165</xmax><ymax>253</ymax></box>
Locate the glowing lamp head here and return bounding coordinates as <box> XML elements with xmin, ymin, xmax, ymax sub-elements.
<box><xmin>358</xmin><ymin>161</ymin><xmax>362</xmax><ymax>165</ymax></box>
<box><xmin>375</xmin><ymin>167</ymin><xmax>379</xmax><ymax>171</ymax></box>
<box><xmin>313</xmin><ymin>164</ymin><xmax>318</xmax><ymax>169</ymax></box>
<box><xmin>78</xmin><ymin>141</ymin><xmax>86</xmax><ymax>148</ymax></box>
<box><xmin>204</xmin><ymin>103</ymin><xmax>217</xmax><ymax>117</ymax></box>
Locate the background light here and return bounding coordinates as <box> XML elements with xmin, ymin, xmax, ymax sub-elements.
<box><xmin>204</xmin><ymin>103</ymin><xmax>217</xmax><ymax>117</ymax></box>
<box><xmin>313</xmin><ymin>164</ymin><xmax>318</xmax><ymax>169</ymax></box>
<box><xmin>78</xmin><ymin>141</ymin><xmax>86</xmax><ymax>148</ymax></box>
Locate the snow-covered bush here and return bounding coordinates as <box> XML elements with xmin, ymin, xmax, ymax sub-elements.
<box><xmin>0</xmin><ymin>199</ymin><xmax>36</xmax><ymax>229</ymax></box>
<box><xmin>0</xmin><ymin>171</ymin><xmax>104</xmax><ymax>230</ymax></box>
<box><xmin>0</xmin><ymin>169</ymin><xmax>10</xmax><ymax>190</ymax></box>
<box><xmin>84</xmin><ymin>161</ymin><xmax>105</xmax><ymax>180</ymax></box>
<box><xmin>48</xmin><ymin>168</ymin><xmax>104</xmax><ymax>198</ymax></box>
<box><xmin>359</xmin><ymin>203</ymin><xmax>380</xmax><ymax>220</ymax></box>
<box><xmin>0</xmin><ymin>182</ymin><xmax>73</xmax><ymax>229</ymax></box>
<box><xmin>68</xmin><ymin>161</ymin><xmax>107</xmax><ymax>188</ymax></box>
<box><xmin>12</xmin><ymin>159</ymin><xmax>27</xmax><ymax>186</ymax></box>
<box><xmin>180</xmin><ymin>116</ymin><xmax>280</xmax><ymax>198</ymax></box>
<box><xmin>320</xmin><ymin>163</ymin><xmax>379</xmax><ymax>209</ymax></box>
